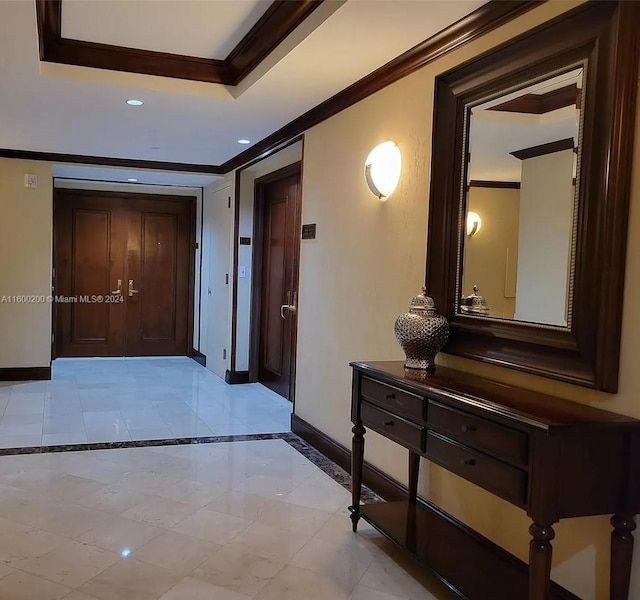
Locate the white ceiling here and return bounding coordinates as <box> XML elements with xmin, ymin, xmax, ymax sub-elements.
<box><xmin>62</xmin><ymin>0</ymin><xmax>270</xmax><ymax>59</ymax></box>
<box><xmin>0</xmin><ymin>0</ymin><xmax>486</xmax><ymax>178</ymax></box>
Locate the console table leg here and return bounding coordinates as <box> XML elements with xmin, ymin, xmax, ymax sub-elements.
<box><xmin>529</xmin><ymin>522</ymin><xmax>555</xmax><ymax>600</ymax></box>
<box><xmin>408</xmin><ymin>451</ymin><xmax>420</xmax><ymax>503</ymax></box>
<box><xmin>350</xmin><ymin>423</ymin><xmax>366</xmax><ymax>532</ymax></box>
<box><xmin>610</xmin><ymin>513</ymin><xmax>636</xmax><ymax>600</ymax></box>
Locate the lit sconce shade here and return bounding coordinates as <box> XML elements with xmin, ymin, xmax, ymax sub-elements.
<box><xmin>467</xmin><ymin>211</ymin><xmax>482</xmax><ymax>237</ymax></box>
<box><xmin>364</xmin><ymin>141</ymin><xmax>401</xmax><ymax>200</ymax></box>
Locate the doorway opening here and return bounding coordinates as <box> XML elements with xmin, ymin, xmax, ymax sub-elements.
<box><xmin>53</xmin><ymin>189</ymin><xmax>195</xmax><ymax>357</ymax></box>
<box><xmin>250</xmin><ymin>162</ymin><xmax>302</xmax><ymax>401</ymax></box>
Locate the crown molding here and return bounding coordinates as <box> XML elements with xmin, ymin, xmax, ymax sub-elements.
<box><xmin>510</xmin><ymin>137</ymin><xmax>574</xmax><ymax>161</ymax></box>
<box><xmin>0</xmin><ymin>149</ymin><xmax>224</xmax><ymax>174</ymax></box>
<box><xmin>226</xmin><ymin>1</ymin><xmax>324</xmax><ymax>86</ymax></box>
<box><xmin>469</xmin><ymin>180</ymin><xmax>521</xmax><ymax>189</ymax></box>
<box><xmin>35</xmin><ymin>0</ymin><xmax>323</xmax><ymax>85</ymax></box>
<box><xmin>221</xmin><ymin>0</ymin><xmax>542</xmax><ymax>172</ymax></box>
<box><xmin>489</xmin><ymin>83</ymin><xmax>579</xmax><ymax>115</ymax></box>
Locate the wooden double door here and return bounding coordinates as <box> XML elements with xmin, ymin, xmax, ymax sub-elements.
<box><xmin>54</xmin><ymin>190</ymin><xmax>194</xmax><ymax>357</ymax></box>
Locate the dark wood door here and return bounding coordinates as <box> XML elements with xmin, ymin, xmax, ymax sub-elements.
<box><xmin>54</xmin><ymin>191</ymin><xmax>194</xmax><ymax>357</ymax></box>
<box><xmin>124</xmin><ymin>198</ymin><xmax>193</xmax><ymax>356</ymax></box>
<box><xmin>55</xmin><ymin>194</ymin><xmax>128</xmax><ymax>356</ymax></box>
<box><xmin>256</xmin><ymin>166</ymin><xmax>301</xmax><ymax>399</ymax></box>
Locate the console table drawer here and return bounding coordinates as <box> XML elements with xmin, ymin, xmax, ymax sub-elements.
<box><xmin>426</xmin><ymin>431</ymin><xmax>527</xmax><ymax>506</ymax></box>
<box><xmin>429</xmin><ymin>401</ymin><xmax>529</xmax><ymax>467</ymax></box>
<box><xmin>361</xmin><ymin>377</ymin><xmax>425</xmax><ymax>422</ymax></box>
<box><xmin>362</xmin><ymin>401</ymin><xmax>425</xmax><ymax>452</ymax></box>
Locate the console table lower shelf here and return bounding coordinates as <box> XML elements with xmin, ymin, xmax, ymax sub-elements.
<box><xmin>351</xmin><ymin>500</ymin><xmax>579</xmax><ymax>600</ymax></box>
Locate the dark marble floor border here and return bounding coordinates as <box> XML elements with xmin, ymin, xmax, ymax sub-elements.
<box><xmin>284</xmin><ymin>432</ymin><xmax>381</xmax><ymax>503</ymax></box>
<box><xmin>0</xmin><ymin>432</ymin><xmax>289</xmax><ymax>456</ymax></box>
<box><xmin>0</xmin><ymin>430</ymin><xmax>379</xmax><ymax>502</ymax></box>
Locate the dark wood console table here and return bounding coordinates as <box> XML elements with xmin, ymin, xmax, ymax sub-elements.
<box><xmin>349</xmin><ymin>361</ymin><xmax>640</xmax><ymax>600</ymax></box>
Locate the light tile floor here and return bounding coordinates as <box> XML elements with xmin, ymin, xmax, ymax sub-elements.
<box><xmin>0</xmin><ymin>438</ymin><xmax>453</xmax><ymax>599</ymax></box>
<box><xmin>0</xmin><ymin>358</ymin><xmax>292</xmax><ymax>448</ymax></box>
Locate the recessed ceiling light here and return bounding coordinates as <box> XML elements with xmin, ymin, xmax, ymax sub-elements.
<box><xmin>126</xmin><ymin>99</ymin><xmax>143</xmax><ymax>106</ymax></box>
<box><xmin>237</xmin><ymin>139</ymin><xmax>251</xmax><ymax>145</ymax></box>
<box><xmin>127</xmin><ymin>178</ymin><xmax>138</xmax><ymax>182</ymax></box>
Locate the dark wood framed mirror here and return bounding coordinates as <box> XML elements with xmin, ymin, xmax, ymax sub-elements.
<box><xmin>426</xmin><ymin>1</ymin><xmax>640</xmax><ymax>392</ymax></box>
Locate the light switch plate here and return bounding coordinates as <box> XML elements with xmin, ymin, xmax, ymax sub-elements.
<box><xmin>24</xmin><ymin>173</ymin><xmax>38</xmax><ymax>189</ymax></box>
<box><xmin>239</xmin><ymin>266</ymin><xmax>247</xmax><ymax>278</ymax></box>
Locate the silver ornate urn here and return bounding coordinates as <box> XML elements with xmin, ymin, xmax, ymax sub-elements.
<box><xmin>394</xmin><ymin>287</ymin><xmax>449</xmax><ymax>371</ymax></box>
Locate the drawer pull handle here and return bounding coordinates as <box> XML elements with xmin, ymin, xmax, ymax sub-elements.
<box><xmin>385</xmin><ymin>393</ymin><xmax>396</xmax><ymax>400</ymax></box>
<box><xmin>460</xmin><ymin>458</ymin><xmax>476</xmax><ymax>467</ymax></box>
<box><xmin>461</xmin><ymin>425</ymin><xmax>477</xmax><ymax>433</ymax></box>
<box><xmin>384</xmin><ymin>420</ymin><xmax>395</xmax><ymax>427</ymax></box>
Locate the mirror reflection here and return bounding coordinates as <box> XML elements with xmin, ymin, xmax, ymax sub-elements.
<box><xmin>461</xmin><ymin>67</ymin><xmax>583</xmax><ymax>327</ymax></box>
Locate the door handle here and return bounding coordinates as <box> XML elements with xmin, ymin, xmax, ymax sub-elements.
<box><xmin>111</xmin><ymin>279</ymin><xmax>122</xmax><ymax>295</ymax></box>
<box><xmin>280</xmin><ymin>291</ymin><xmax>298</xmax><ymax>318</ymax></box>
<box><xmin>281</xmin><ymin>290</ymin><xmax>292</xmax><ymax>319</ymax></box>
<box><xmin>128</xmin><ymin>279</ymin><xmax>139</xmax><ymax>297</ymax></box>
<box><xmin>290</xmin><ymin>291</ymin><xmax>297</xmax><ymax>314</ymax></box>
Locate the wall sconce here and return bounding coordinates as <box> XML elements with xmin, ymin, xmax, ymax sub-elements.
<box><xmin>467</xmin><ymin>211</ymin><xmax>482</xmax><ymax>236</ymax></box>
<box><xmin>364</xmin><ymin>141</ymin><xmax>401</xmax><ymax>200</ymax></box>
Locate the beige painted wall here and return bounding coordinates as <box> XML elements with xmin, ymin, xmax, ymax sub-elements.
<box><xmin>463</xmin><ymin>187</ymin><xmax>520</xmax><ymax>319</ymax></box>
<box><xmin>0</xmin><ymin>159</ymin><xmax>53</xmax><ymax>368</ymax></box>
<box><xmin>202</xmin><ymin>174</ymin><xmax>236</xmax><ymax>378</ymax></box>
<box><xmin>294</xmin><ymin>2</ymin><xmax>640</xmax><ymax>598</ymax></box>
<box><xmin>515</xmin><ymin>149</ymin><xmax>574</xmax><ymax>326</ymax></box>
<box><xmin>203</xmin><ymin>181</ymin><xmax>233</xmax><ymax>378</ymax></box>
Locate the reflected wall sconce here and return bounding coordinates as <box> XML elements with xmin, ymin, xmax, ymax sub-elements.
<box><xmin>467</xmin><ymin>211</ymin><xmax>482</xmax><ymax>236</ymax></box>
<box><xmin>364</xmin><ymin>141</ymin><xmax>401</xmax><ymax>200</ymax></box>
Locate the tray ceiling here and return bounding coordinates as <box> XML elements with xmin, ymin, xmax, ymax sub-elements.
<box><xmin>1</xmin><ymin>0</ymin><xmax>488</xmax><ymax>178</ymax></box>
<box><xmin>62</xmin><ymin>0</ymin><xmax>270</xmax><ymax>60</ymax></box>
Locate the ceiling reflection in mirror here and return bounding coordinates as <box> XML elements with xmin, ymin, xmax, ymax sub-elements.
<box><xmin>460</xmin><ymin>67</ymin><xmax>583</xmax><ymax>328</ymax></box>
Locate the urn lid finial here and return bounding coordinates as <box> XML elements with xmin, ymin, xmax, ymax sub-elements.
<box><xmin>409</xmin><ymin>286</ymin><xmax>436</xmax><ymax>313</ymax></box>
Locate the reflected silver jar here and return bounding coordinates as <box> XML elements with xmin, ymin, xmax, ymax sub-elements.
<box><xmin>394</xmin><ymin>287</ymin><xmax>449</xmax><ymax>370</ymax></box>
<box><xmin>460</xmin><ymin>285</ymin><xmax>489</xmax><ymax>315</ymax></box>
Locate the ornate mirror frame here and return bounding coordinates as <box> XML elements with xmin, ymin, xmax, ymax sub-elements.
<box><xmin>426</xmin><ymin>1</ymin><xmax>640</xmax><ymax>392</ymax></box>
